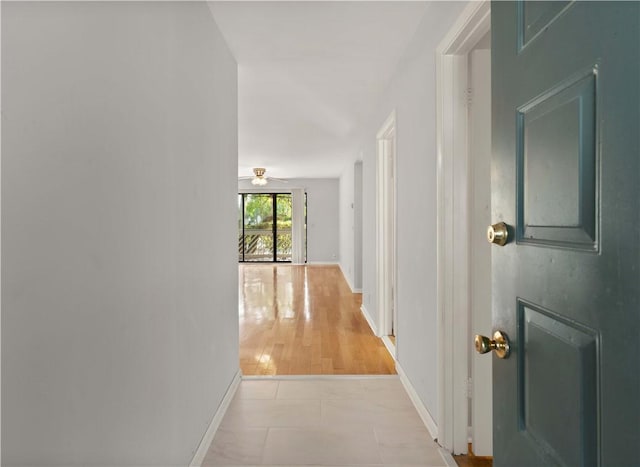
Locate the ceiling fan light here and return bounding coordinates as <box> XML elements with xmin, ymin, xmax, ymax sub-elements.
<box><xmin>251</xmin><ymin>177</ymin><xmax>268</xmax><ymax>186</ymax></box>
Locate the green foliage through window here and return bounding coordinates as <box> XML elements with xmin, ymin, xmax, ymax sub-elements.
<box><xmin>238</xmin><ymin>193</ymin><xmax>295</xmax><ymax>262</ymax></box>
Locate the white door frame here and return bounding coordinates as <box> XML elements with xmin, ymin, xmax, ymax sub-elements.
<box><xmin>435</xmin><ymin>0</ymin><xmax>490</xmax><ymax>455</ymax></box>
<box><xmin>376</xmin><ymin>110</ymin><xmax>397</xmax><ymax>353</ymax></box>
<box><xmin>1</xmin><ymin>1</ymin><xmax>4</xmax><ymax>461</ymax></box>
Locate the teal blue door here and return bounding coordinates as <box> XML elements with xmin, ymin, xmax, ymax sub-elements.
<box><xmin>491</xmin><ymin>2</ymin><xmax>639</xmax><ymax>465</ymax></box>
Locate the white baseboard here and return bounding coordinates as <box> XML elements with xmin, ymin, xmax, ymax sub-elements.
<box><xmin>190</xmin><ymin>370</ymin><xmax>242</xmax><ymax>467</ymax></box>
<box><xmin>381</xmin><ymin>335</ymin><xmax>396</xmax><ymax>360</ymax></box>
<box><xmin>439</xmin><ymin>447</ymin><xmax>458</xmax><ymax>467</ymax></box>
<box><xmin>396</xmin><ymin>363</ymin><xmax>438</xmax><ymax>440</ymax></box>
<box><xmin>338</xmin><ymin>263</ymin><xmax>363</xmax><ymax>294</ymax></box>
<box><xmin>338</xmin><ymin>262</ymin><xmax>353</xmax><ymax>291</ymax></box>
<box><xmin>306</xmin><ymin>261</ymin><xmax>339</xmax><ymax>265</ymax></box>
<box><xmin>360</xmin><ymin>304</ymin><xmax>378</xmax><ymax>336</ymax></box>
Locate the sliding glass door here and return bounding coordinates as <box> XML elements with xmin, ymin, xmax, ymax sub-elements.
<box><xmin>238</xmin><ymin>193</ymin><xmax>300</xmax><ymax>262</ymax></box>
<box><xmin>275</xmin><ymin>194</ymin><xmax>292</xmax><ymax>261</ymax></box>
<box><xmin>242</xmin><ymin>194</ymin><xmax>274</xmax><ymax>262</ymax></box>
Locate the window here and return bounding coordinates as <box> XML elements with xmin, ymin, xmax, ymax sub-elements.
<box><xmin>238</xmin><ymin>193</ymin><xmax>306</xmax><ymax>262</ymax></box>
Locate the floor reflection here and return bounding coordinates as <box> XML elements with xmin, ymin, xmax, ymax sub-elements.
<box><xmin>239</xmin><ymin>264</ymin><xmax>396</xmax><ymax>375</ymax></box>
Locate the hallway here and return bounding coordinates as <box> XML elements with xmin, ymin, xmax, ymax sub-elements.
<box><xmin>239</xmin><ymin>264</ymin><xmax>396</xmax><ymax>375</ymax></box>
<box><xmin>201</xmin><ymin>266</ymin><xmax>449</xmax><ymax>466</ymax></box>
<box><xmin>201</xmin><ymin>377</ymin><xmax>448</xmax><ymax>466</ymax></box>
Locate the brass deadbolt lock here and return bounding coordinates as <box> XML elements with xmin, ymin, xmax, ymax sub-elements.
<box><xmin>487</xmin><ymin>222</ymin><xmax>509</xmax><ymax>246</ymax></box>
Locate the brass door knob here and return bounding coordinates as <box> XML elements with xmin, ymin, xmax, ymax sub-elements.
<box><xmin>487</xmin><ymin>222</ymin><xmax>509</xmax><ymax>246</ymax></box>
<box><xmin>474</xmin><ymin>331</ymin><xmax>511</xmax><ymax>359</ymax></box>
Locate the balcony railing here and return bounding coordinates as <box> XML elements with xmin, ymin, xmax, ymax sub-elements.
<box><xmin>239</xmin><ymin>228</ymin><xmax>292</xmax><ymax>262</ymax></box>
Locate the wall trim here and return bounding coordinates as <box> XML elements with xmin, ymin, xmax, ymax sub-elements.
<box><xmin>439</xmin><ymin>448</ymin><xmax>458</xmax><ymax>467</ymax></box>
<box><xmin>376</xmin><ymin>110</ymin><xmax>398</xmax><ymax>338</ymax></box>
<box><xmin>0</xmin><ymin>1</ymin><xmax>3</xmax><ymax>462</ymax></box>
<box><xmin>435</xmin><ymin>0</ymin><xmax>491</xmax><ymax>455</ymax></box>
<box><xmin>338</xmin><ymin>262</ymin><xmax>358</xmax><ymax>294</ymax></box>
<box><xmin>360</xmin><ymin>304</ymin><xmax>378</xmax><ymax>336</ymax></box>
<box><xmin>397</xmin><ymin>363</ymin><xmax>438</xmax><ymax>440</ymax></box>
<box><xmin>190</xmin><ymin>370</ymin><xmax>242</xmax><ymax>467</ymax></box>
<box><xmin>306</xmin><ymin>261</ymin><xmax>339</xmax><ymax>266</ymax></box>
<box><xmin>381</xmin><ymin>335</ymin><xmax>396</xmax><ymax>360</ymax></box>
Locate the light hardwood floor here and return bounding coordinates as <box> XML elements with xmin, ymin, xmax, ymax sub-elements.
<box><xmin>453</xmin><ymin>444</ymin><xmax>493</xmax><ymax>467</ymax></box>
<box><xmin>239</xmin><ymin>264</ymin><xmax>396</xmax><ymax>375</ymax></box>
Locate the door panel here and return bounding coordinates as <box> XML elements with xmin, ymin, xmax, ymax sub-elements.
<box><xmin>518</xmin><ymin>1</ymin><xmax>571</xmax><ymax>49</ymax></box>
<box><xmin>492</xmin><ymin>1</ymin><xmax>639</xmax><ymax>465</ymax></box>
<box><xmin>518</xmin><ymin>300</ymin><xmax>598</xmax><ymax>466</ymax></box>
<box><xmin>517</xmin><ymin>70</ymin><xmax>597</xmax><ymax>250</ymax></box>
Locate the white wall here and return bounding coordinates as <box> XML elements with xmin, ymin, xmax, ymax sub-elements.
<box><xmin>354</xmin><ymin>161</ymin><xmax>363</xmax><ymax>290</ymax></box>
<box><xmin>339</xmin><ymin>161</ymin><xmax>363</xmax><ymax>292</ymax></box>
<box><xmin>339</xmin><ymin>163</ymin><xmax>356</xmax><ymax>289</ymax></box>
<box><xmin>2</xmin><ymin>3</ymin><xmax>238</xmax><ymax>465</ymax></box>
<box><xmin>239</xmin><ymin>178</ymin><xmax>339</xmax><ymax>263</ymax></box>
<box><xmin>357</xmin><ymin>1</ymin><xmax>467</xmax><ymax>423</ymax></box>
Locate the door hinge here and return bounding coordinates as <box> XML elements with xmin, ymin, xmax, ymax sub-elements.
<box><xmin>466</xmin><ymin>87</ymin><xmax>473</xmax><ymax>107</ymax></box>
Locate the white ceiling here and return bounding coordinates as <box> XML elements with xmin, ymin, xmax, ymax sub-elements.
<box><xmin>208</xmin><ymin>2</ymin><xmax>430</xmax><ymax>179</ymax></box>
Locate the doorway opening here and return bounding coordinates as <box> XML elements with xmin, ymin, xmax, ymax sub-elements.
<box><xmin>466</xmin><ymin>31</ymin><xmax>492</xmax><ymax>459</ymax></box>
<box><xmin>376</xmin><ymin>110</ymin><xmax>397</xmax><ymax>357</ymax></box>
<box><xmin>436</xmin><ymin>0</ymin><xmax>492</xmax><ymax>458</ymax></box>
<box><xmin>238</xmin><ymin>192</ymin><xmax>307</xmax><ymax>263</ymax></box>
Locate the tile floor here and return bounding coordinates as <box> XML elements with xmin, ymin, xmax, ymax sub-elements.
<box><xmin>202</xmin><ymin>377</ymin><xmax>448</xmax><ymax>466</ymax></box>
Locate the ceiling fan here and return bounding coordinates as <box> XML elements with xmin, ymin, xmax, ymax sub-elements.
<box><xmin>238</xmin><ymin>167</ymin><xmax>287</xmax><ymax>186</ymax></box>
